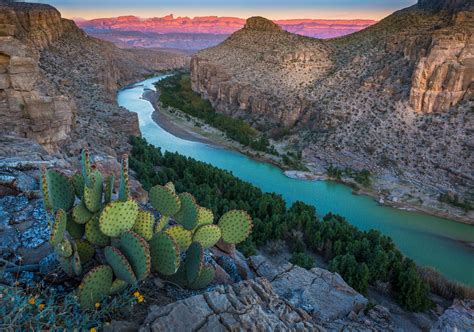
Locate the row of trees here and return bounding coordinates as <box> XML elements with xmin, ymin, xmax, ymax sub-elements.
<box><xmin>129</xmin><ymin>137</ymin><xmax>432</xmax><ymax>311</ymax></box>
<box><xmin>156</xmin><ymin>74</ymin><xmax>274</xmax><ymax>153</ymax></box>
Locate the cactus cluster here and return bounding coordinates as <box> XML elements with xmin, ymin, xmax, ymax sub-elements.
<box><xmin>41</xmin><ymin>147</ymin><xmax>253</xmax><ymax>310</ymax></box>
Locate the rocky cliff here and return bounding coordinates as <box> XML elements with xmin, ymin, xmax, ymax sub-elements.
<box><xmin>191</xmin><ymin>1</ymin><xmax>474</xmax><ymax>217</ymax></box>
<box><xmin>0</xmin><ymin>2</ymin><xmax>189</xmax><ymax>157</ymax></box>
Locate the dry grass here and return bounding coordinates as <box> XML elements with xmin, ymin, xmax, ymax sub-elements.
<box><xmin>418</xmin><ymin>266</ymin><xmax>474</xmax><ymax>300</ymax></box>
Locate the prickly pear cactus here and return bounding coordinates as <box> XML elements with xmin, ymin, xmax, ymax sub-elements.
<box><xmin>149</xmin><ymin>184</ymin><xmax>181</xmax><ymax>216</ymax></box>
<box><xmin>193</xmin><ymin>224</ymin><xmax>221</xmax><ymax>249</ymax></box>
<box><xmin>41</xmin><ymin>169</ymin><xmax>75</xmax><ymax>212</ymax></box>
<box><xmin>85</xmin><ymin>215</ymin><xmax>110</xmax><ymax>247</ymax></box>
<box><xmin>189</xmin><ymin>266</ymin><xmax>215</xmax><ymax>290</ymax></box>
<box><xmin>66</xmin><ymin>215</ymin><xmax>85</xmax><ymax>240</ymax></box>
<box><xmin>133</xmin><ymin>210</ymin><xmax>154</xmax><ymax>241</ymax></box>
<box><xmin>104</xmin><ymin>246</ymin><xmax>137</xmax><ymax>284</ymax></box>
<box><xmin>165</xmin><ymin>225</ymin><xmax>192</xmax><ymax>251</ymax></box>
<box><xmin>149</xmin><ymin>232</ymin><xmax>180</xmax><ymax>275</ymax></box>
<box><xmin>99</xmin><ymin>200</ymin><xmax>139</xmax><ymax>237</ymax></box>
<box><xmin>78</xmin><ymin>265</ymin><xmax>113</xmax><ymax>310</ymax></box>
<box><xmin>72</xmin><ymin>201</ymin><xmax>93</xmax><ymax>224</ymax></box>
<box><xmin>218</xmin><ymin>210</ymin><xmax>253</xmax><ymax>244</ymax></box>
<box><xmin>75</xmin><ymin>239</ymin><xmax>95</xmax><ymax>263</ymax></box>
<box><xmin>55</xmin><ymin>239</ymin><xmax>73</xmax><ymax>257</ymax></box>
<box><xmin>118</xmin><ymin>155</ymin><xmax>129</xmax><ymax>201</ymax></box>
<box><xmin>109</xmin><ymin>279</ymin><xmax>128</xmax><ymax>295</ymax></box>
<box><xmin>50</xmin><ymin>209</ymin><xmax>68</xmax><ymax>246</ymax></box>
<box><xmin>154</xmin><ymin>216</ymin><xmax>169</xmax><ymax>233</ymax></box>
<box><xmin>175</xmin><ymin>193</ymin><xmax>199</xmax><ymax>230</ymax></box>
<box><xmin>104</xmin><ymin>175</ymin><xmax>114</xmax><ymax>204</ymax></box>
<box><xmin>185</xmin><ymin>242</ymin><xmax>204</xmax><ymax>285</ymax></box>
<box><xmin>83</xmin><ymin>171</ymin><xmax>103</xmax><ymax>213</ymax></box>
<box><xmin>197</xmin><ymin>207</ymin><xmax>214</xmax><ymax>227</ymax></box>
<box><xmin>71</xmin><ymin>172</ymin><xmax>85</xmax><ymax>199</ymax></box>
<box><xmin>119</xmin><ymin>231</ymin><xmax>151</xmax><ymax>281</ymax></box>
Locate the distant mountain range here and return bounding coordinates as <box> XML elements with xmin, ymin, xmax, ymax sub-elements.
<box><xmin>76</xmin><ymin>15</ymin><xmax>376</xmax><ymax>50</ymax></box>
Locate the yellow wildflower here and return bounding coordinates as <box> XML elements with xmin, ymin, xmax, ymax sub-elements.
<box><xmin>90</xmin><ymin>328</ymin><xmax>97</xmax><ymax>332</ymax></box>
<box><xmin>133</xmin><ymin>291</ymin><xmax>140</xmax><ymax>298</ymax></box>
<box><xmin>28</xmin><ymin>298</ymin><xmax>36</xmax><ymax>305</ymax></box>
<box><xmin>95</xmin><ymin>302</ymin><xmax>101</xmax><ymax>309</ymax></box>
<box><xmin>38</xmin><ymin>303</ymin><xmax>45</xmax><ymax>311</ymax></box>
<box><xmin>138</xmin><ymin>295</ymin><xmax>144</xmax><ymax>303</ymax></box>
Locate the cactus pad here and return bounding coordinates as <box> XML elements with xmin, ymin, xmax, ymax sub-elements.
<box><xmin>72</xmin><ymin>200</ymin><xmax>93</xmax><ymax>224</ymax></box>
<box><xmin>133</xmin><ymin>210</ymin><xmax>154</xmax><ymax>241</ymax></box>
<box><xmin>83</xmin><ymin>171</ymin><xmax>103</xmax><ymax>213</ymax></box>
<box><xmin>119</xmin><ymin>231</ymin><xmax>151</xmax><ymax>281</ymax></box>
<box><xmin>166</xmin><ymin>225</ymin><xmax>192</xmax><ymax>251</ymax></box>
<box><xmin>81</xmin><ymin>147</ymin><xmax>92</xmax><ymax>180</ymax></box>
<box><xmin>118</xmin><ymin>155</ymin><xmax>129</xmax><ymax>201</ymax></box>
<box><xmin>72</xmin><ymin>250</ymin><xmax>82</xmax><ymax>276</ymax></box>
<box><xmin>175</xmin><ymin>193</ymin><xmax>198</xmax><ymax>230</ymax></box>
<box><xmin>109</xmin><ymin>279</ymin><xmax>128</xmax><ymax>295</ymax></box>
<box><xmin>58</xmin><ymin>256</ymin><xmax>74</xmax><ymax>276</ymax></box>
<box><xmin>154</xmin><ymin>216</ymin><xmax>169</xmax><ymax>233</ymax></box>
<box><xmin>99</xmin><ymin>200</ymin><xmax>139</xmax><ymax>237</ymax></box>
<box><xmin>197</xmin><ymin>207</ymin><xmax>214</xmax><ymax>226</ymax></box>
<box><xmin>85</xmin><ymin>215</ymin><xmax>110</xmax><ymax>247</ymax></box>
<box><xmin>185</xmin><ymin>242</ymin><xmax>204</xmax><ymax>284</ymax></box>
<box><xmin>164</xmin><ymin>182</ymin><xmax>175</xmax><ymax>193</ymax></box>
<box><xmin>189</xmin><ymin>266</ymin><xmax>215</xmax><ymax>290</ymax></box>
<box><xmin>218</xmin><ymin>210</ymin><xmax>253</xmax><ymax>244</ymax></box>
<box><xmin>104</xmin><ymin>175</ymin><xmax>114</xmax><ymax>204</ymax></box>
<box><xmin>78</xmin><ymin>265</ymin><xmax>113</xmax><ymax>310</ymax></box>
<box><xmin>149</xmin><ymin>185</ymin><xmax>181</xmax><ymax>216</ymax></box>
<box><xmin>56</xmin><ymin>239</ymin><xmax>73</xmax><ymax>257</ymax></box>
<box><xmin>50</xmin><ymin>209</ymin><xmax>67</xmax><ymax>246</ymax></box>
<box><xmin>193</xmin><ymin>224</ymin><xmax>221</xmax><ymax>248</ymax></box>
<box><xmin>43</xmin><ymin>170</ymin><xmax>75</xmax><ymax>212</ymax></box>
<box><xmin>71</xmin><ymin>172</ymin><xmax>85</xmax><ymax>199</ymax></box>
<box><xmin>66</xmin><ymin>214</ymin><xmax>85</xmax><ymax>239</ymax></box>
<box><xmin>104</xmin><ymin>246</ymin><xmax>137</xmax><ymax>284</ymax></box>
<box><xmin>76</xmin><ymin>239</ymin><xmax>95</xmax><ymax>263</ymax></box>
<box><xmin>149</xmin><ymin>232</ymin><xmax>180</xmax><ymax>275</ymax></box>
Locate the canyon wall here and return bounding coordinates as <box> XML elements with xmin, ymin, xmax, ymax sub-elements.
<box><xmin>0</xmin><ymin>2</ymin><xmax>190</xmax><ymax>156</ymax></box>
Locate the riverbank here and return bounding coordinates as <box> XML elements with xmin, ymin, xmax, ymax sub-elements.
<box><xmin>143</xmin><ymin>88</ymin><xmax>473</xmax><ymax>225</ymax></box>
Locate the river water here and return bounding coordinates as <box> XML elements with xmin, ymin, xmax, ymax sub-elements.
<box><xmin>117</xmin><ymin>76</ymin><xmax>474</xmax><ymax>286</ymax></box>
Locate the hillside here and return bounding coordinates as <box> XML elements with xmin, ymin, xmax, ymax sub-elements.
<box><xmin>0</xmin><ymin>2</ymin><xmax>189</xmax><ymax>160</ymax></box>
<box><xmin>190</xmin><ymin>1</ymin><xmax>474</xmax><ymax>221</ymax></box>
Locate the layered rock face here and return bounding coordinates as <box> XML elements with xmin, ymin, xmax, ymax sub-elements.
<box><xmin>0</xmin><ymin>2</ymin><xmax>189</xmax><ymax>157</ymax></box>
<box><xmin>191</xmin><ymin>1</ymin><xmax>474</xmax><ymax>210</ymax></box>
<box><xmin>191</xmin><ymin>17</ymin><xmax>333</xmax><ymax>128</ymax></box>
<box><xmin>0</xmin><ymin>3</ymin><xmax>76</xmax><ymax>152</ymax></box>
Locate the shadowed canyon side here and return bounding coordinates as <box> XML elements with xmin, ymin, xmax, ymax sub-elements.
<box><xmin>0</xmin><ymin>2</ymin><xmax>189</xmax><ymax>158</ymax></box>
<box><xmin>190</xmin><ymin>2</ymin><xmax>474</xmax><ymax>221</ymax></box>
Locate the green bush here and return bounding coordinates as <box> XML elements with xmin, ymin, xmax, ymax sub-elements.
<box><xmin>290</xmin><ymin>252</ymin><xmax>315</xmax><ymax>270</ymax></box>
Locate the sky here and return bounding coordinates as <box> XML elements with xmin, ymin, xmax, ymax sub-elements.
<box><xmin>31</xmin><ymin>0</ymin><xmax>418</xmax><ymax>20</ymax></box>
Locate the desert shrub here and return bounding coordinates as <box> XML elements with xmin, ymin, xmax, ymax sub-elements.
<box><xmin>290</xmin><ymin>252</ymin><xmax>315</xmax><ymax>270</ymax></box>
<box><xmin>418</xmin><ymin>266</ymin><xmax>474</xmax><ymax>300</ymax></box>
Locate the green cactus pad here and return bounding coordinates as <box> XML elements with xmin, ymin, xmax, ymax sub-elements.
<box><xmin>72</xmin><ymin>250</ymin><xmax>82</xmax><ymax>276</ymax></box>
<box><xmin>40</xmin><ymin>167</ymin><xmax>52</xmax><ymax>210</ymax></box>
<box><xmin>185</xmin><ymin>242</ymin><xmax>204</xmax><ymax>284</ymax></box>
<box><xmin>189</xmin><ymin>266</ymin><xmax>215</xmax><ymax>290</ymax></box>
<box><xmin>149</xmin><ymin>232</ymin><xmax>180</xmax><ymax>276</ymax></box>
<box><xmin>76</xmin><ymin>239</ymin><xmax>95</xmax><ymax>263</ymax></box>
<box><xmin>81</xmin><ymin>147</ymin><xmax>92</xmax><ymax>180</ymax></box>
<box><xmin>71</xmin><ymin>172</ymin><xmax>85</xmax><ymax>199</ymax></box>
<box><xmin>104</xmin><ymin>175</ymin><xmax>114</xmax><ymax>204</ymax></box>
<box><xmin>149</xmin><ymin>185</ymin><xmax>181</xmax><ymax>216</ymax></box>
<box><xmin>55</xmin><ymin>239</ymin><xmax>73</xmax><ymax>257</ymax></box>
<box><xmin>218</xmin><ymin>210</ymin><xmax>253</xmax><ymax>244</ymax></box>
<box><xmin>133</xmin><ymin>210</ymin><xmax>154</xmax><ymax>241</ymax></box>
<box><xmin>175</xmin><ymin>193</ymin><xmax>198</xmax><ymax>230</ymax></box>
<box><xmin>120</xmin><ymin>231</ymin><xmax>151</xmax><ymax>281</ymax></box>
<box><xmin>165</xmin><ymin>225</ymin><xmax>192</xmax><ymax>251</ymax></box>
<box><xmin>84</xmin><ymin>171</ymin><xmax>103</xmax><ymax>213</ymax></box>
<box><xmin>72</xmin><ymin>200</ymin><xmax>93</xmax><ymax>224</ymax></box>
<box><xmin>78</xmin><ymin>265</ymin><xmax>113</xmax><ymax>310</ymax></box>
<box><xmin>109</xmin><ymin>279</ymin><xmax>128</xmax><ymax>295</ymax></box>
<box><xmin>43</xmin><ymin>170</ymin><xmax>75</xmax><ymax>212</ymax></box>
<box><xmin>197</xmin><ymin>207</ymin><xmax>214</xmax><ymax>227</ymax></box>
<box><xmin>154</xmin><ymin>216</ymin><xmax>169</xmax><ymax>233</ymax></box>
<box><xmin>58</xmin><ymin>256</ymin><xmax>74</xmax><ymax>276</ymax></box>
<box><xmin>66</xmin><ymin>214</ymin><xmax>85</xmax><ymax>239</ymax></box>
<box><xmin>99</xmin><ymin>200</ymin><xmax>139</xmax><ymax>237</ymax></box>
<box><xmin>50</xmin><ymin>209</ymin><xmax>67</xmax><ymax>246</ymax></box>
<box><xmin>104</xmin><ymin>246</ymin><xmax>137</xmax><ymax>284</ymax></box>
<box><xmin>164</xmin><ymin>182</ymin><xmax>176</xmax><ymax>193</ymax></box>
<box><xmin>85</xmin><ymin>215</ymin><xmax>110</xmax><ymax>247</ymax></box>
<box><xmin>193</xmin><ymin>224</ymin><xmax>222</xmax><ymax>248</ymax></box>
<box><xmin>118</xmin><ymin>155</ymin><xmax>129</xmax><ymax>201</ymax></box>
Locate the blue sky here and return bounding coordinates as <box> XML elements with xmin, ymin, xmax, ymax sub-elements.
<box><xmin>36</xmin><ymin>0</ymin><xmax>417</xmax><ymax>19</ymax></box>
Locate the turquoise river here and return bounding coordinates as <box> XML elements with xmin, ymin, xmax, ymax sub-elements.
<box><xmin>117</xmin><ymin>76</ymin><xmax>474</xmax><ymax>286</ymax></box>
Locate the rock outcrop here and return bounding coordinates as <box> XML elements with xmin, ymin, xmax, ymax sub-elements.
<box><xmin>190</xmin><ymin>0</ymin><xmax>474</xmax><ymax>215</ymax></box>
<box><xmin>0</xmin><ymin>2</ymin><xmax>189</xmax><ymax>157</ymax></box>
